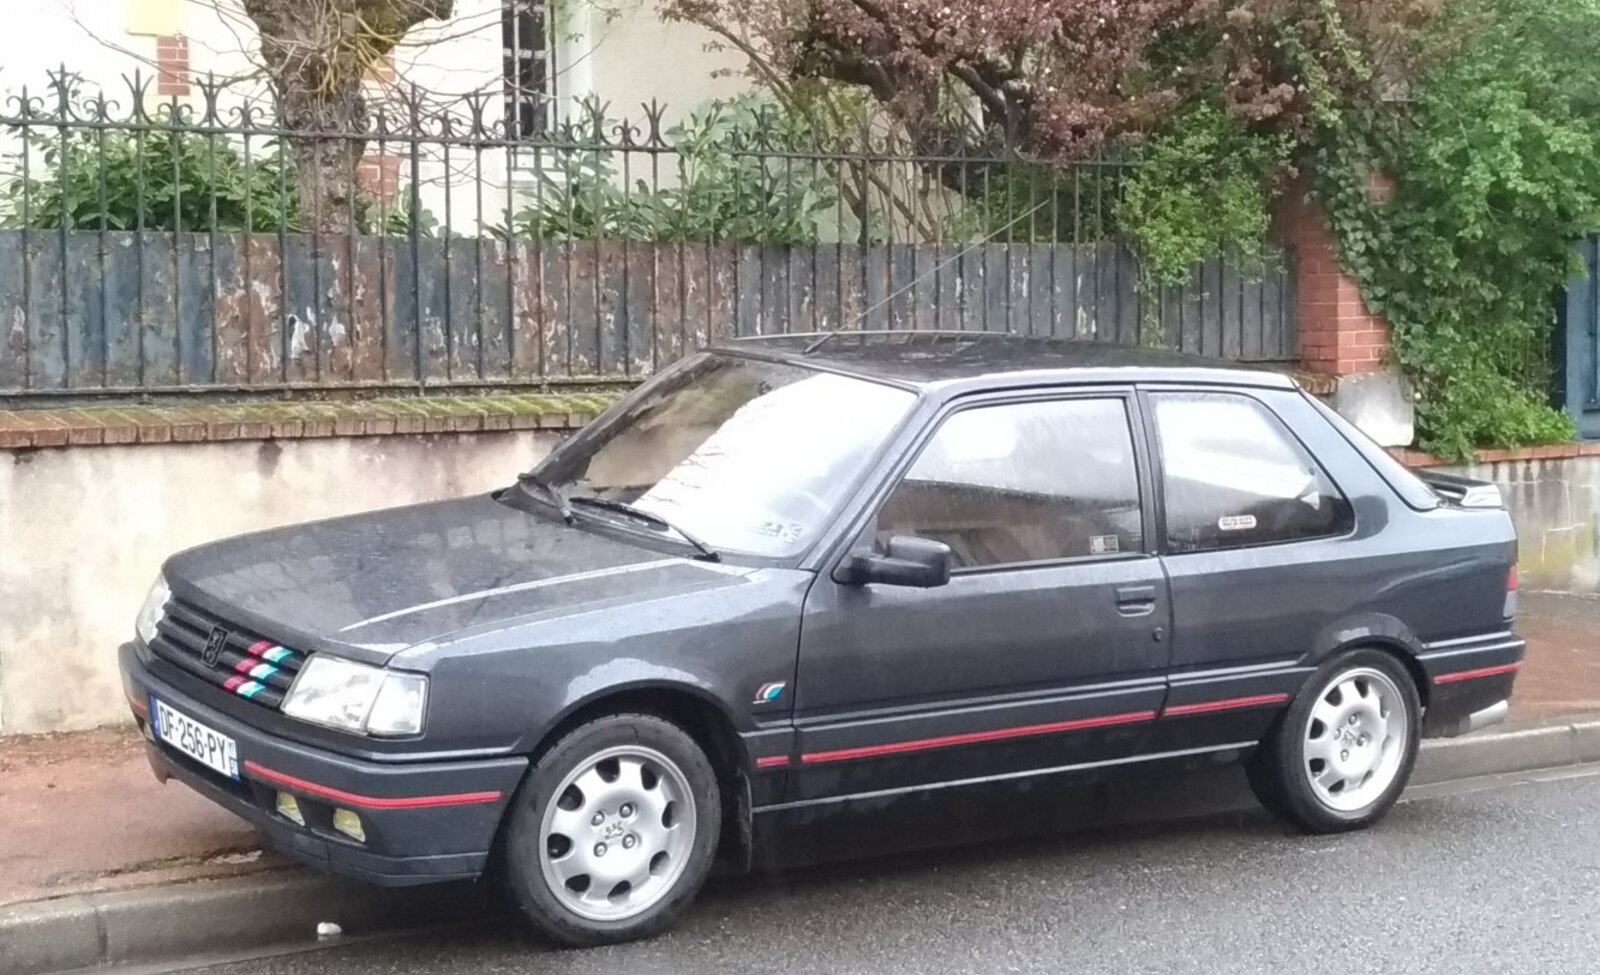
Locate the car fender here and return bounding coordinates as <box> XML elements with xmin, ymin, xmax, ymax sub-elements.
<box><xmin>1300</xmin><ymin>611</ymin><xmax>1429</xmax><ymax>692</ymax></box>
<box><xmin>516</xmin><ymin>664</ymin><xmax>742</xmax><ymax>757</ymax></box>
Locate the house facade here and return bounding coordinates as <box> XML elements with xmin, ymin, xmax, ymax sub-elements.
<box><xmin>2</xmin><ymin>0</ymin><xmax>751</xmax><ymax>227</ymax></box>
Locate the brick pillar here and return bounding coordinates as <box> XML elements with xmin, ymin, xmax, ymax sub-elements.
<box><xmin>155</xmin><ymin>34</ymin><xmax>191</xmax><ymax>97</ymax></box>
<box><xmin>1280</xmin><ymin>181</ymin><xmax>1391</xmax><ymax>376</ymax></box>
<box><xmin>358</xmin><ymin>153</ymin><xmax>403</xmax><ymax>202</ymax></box>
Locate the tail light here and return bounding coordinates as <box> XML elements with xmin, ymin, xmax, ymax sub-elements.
<box><xmin>1504</xmin><ymin>564</ymin><xmax>1518</xmax><ymax>619</ymax></box>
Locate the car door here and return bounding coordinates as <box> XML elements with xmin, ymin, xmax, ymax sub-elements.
<box><xmin>789</xmin><ymin>389</ymin><xmax>1172</xmax><ymax>804</ymax></box>
<box><xmin>1142</xmin><ymin>386</ymin><xmax>1360</xmax><ymax>754</ymax></box>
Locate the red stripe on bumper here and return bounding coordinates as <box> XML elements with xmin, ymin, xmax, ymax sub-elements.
<box><xmin>1434</xmin><ymin>662</ymin><xmax>1522</xmax><ymax>684</ymax></box>
<box><xmin>243</xmin><ymin>761</ymin><xmax>503</xmax><ymax>810</ymax></box>
<box><xmin>1162</xmin><ymin>693</ymin><xmax>1290</xmax><ymax>718</ymax></box>
<box><xmin>800</xmin><ymin>710</ymin><xmax>1157</xmax><ymax>765</ymax></box>
<box><xmin>754</xmin><ymin>755</ymin><xmax>790</xmax><ymax>768</ymax></box>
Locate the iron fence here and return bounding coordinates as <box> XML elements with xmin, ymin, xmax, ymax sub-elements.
<box><xmin>0</xmin><ymin>72</ymin><xmax>1298</xmax><ymax>402</ymax></box>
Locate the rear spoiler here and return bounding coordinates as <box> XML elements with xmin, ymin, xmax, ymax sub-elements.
<box><xmin>1416</xmin><ymin>470</ymin><xmax>1504</xmax><ymax>509</ymax></box>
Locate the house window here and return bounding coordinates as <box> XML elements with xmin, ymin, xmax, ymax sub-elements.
<box><xmin>502</xmin><ymin>0</ymin><xmax>554</xmax><ymax>139</ymax></box>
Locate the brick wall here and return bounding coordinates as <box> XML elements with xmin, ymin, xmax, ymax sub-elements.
<box><xmin>155</xmin><ymin>34</ymin><xmax>190</xmax><ymax>97</ymax></box>
<box><xmin>1280</xmin><ymin>180</ymin><xmax>1392</xmax><ymax>376</ymax></box>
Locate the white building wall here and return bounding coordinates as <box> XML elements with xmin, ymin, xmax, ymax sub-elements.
<box><xmin>5</xmin><ymin>0</ymin><xmax>751</xmax><ymax>233</ymax></box>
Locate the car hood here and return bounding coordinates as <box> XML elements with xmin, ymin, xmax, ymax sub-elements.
<box><xmin>163</xmin><ymin>493</ymin><xmax>749</xmax><ymax>665</ymax></box>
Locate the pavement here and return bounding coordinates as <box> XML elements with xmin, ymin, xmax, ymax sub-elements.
<box><xmin>1</xmin><ymin>590</ymin><xmax>1597</xmax><ymax>973</ymax></box>
<box><xmin>183</xmin><ymin>764</ymin><xmax>1600</xmax><ymax>975</ymax></box>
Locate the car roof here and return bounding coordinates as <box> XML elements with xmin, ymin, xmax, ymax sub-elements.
<box><xmin>716</xmin><ymin>331</ymin><xmax>1298</xmax><ymax>393</ymax></box>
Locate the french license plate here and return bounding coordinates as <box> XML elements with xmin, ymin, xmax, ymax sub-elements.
<box><xmin>151</xmin><ymin>696</ymin><xmax>239</xmax><ymax>780</ymax></box>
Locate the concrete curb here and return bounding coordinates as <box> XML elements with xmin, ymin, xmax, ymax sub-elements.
<box><xmin>5</xmin><ymin>715</ymin><xmax>1600</xmax><ymax>974</ymax></box>
<box><xmin>1413</xmin><ymin>715</ymin><xmax>1600</xmax><ymax>786</ymax></box>
<box><xmin>0</xmin><ymin>872</ymin><xmax>494</xmax><ymax>975</ymax></box>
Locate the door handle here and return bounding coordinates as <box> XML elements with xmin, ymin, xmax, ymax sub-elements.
<box><xmin>1114</xmin><ymin>585</ymin><xmax>1158</xmax><ymax>617</ymax></box>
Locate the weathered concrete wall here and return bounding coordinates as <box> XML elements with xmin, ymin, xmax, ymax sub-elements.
<box><xmin>1442</xmin><ymin>456</ymin><xmax>1600</xmax><ymax>593</ymax></box>
<box><xmin>0</xmin><ymin>431</ymin><xmax>559</xmax><ymax>735</ymax></box>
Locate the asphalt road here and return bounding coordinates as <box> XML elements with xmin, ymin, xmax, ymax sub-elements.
<box><xmin>174</xmin><ymin>767</ymin><xmax>1600</xmax><ymax>975</ymax></box>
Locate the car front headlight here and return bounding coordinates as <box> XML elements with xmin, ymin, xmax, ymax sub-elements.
<box><xmin>281</xmin><ymin>655</ymin><xmax>428</xmax><ymax>737</ymax></box>
<box><xmin>135</xmin><ymin>574</ymin><xmax>171</xmax><ymax>646</ymax></box>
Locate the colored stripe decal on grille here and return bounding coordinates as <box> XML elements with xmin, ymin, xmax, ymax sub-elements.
<box><xmin>223</xmin><ymin>675</ymin><xmax>245</xmax><ymax>691</ymax></box>
<box><xmin>249</xmin><ymin>663</ymin><xmax>276</xmax><ymax>680</ymax></box>
<box><xmin>248</xmin><ymin>640</ymin><xmax>273</xmax><ymax>655</ymax></box>
<box><xmin>238</xmin><ymin>681</ymin><xmax>264</xmax><ymax>699</ymax></box>
<box><xmin>264</xmin><ymin>647</ymin><xmax>293</xmax><ymax>664</ymax></box>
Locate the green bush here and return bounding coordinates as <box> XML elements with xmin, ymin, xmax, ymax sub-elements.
<box><xmin>1</xmin><ymin>120</ymin><xmax>435</xmax><ymax>236</ymax></box>
<box><xmin>1118</xmin><ymin>104</ymin><xmax>1289</xmax><ymax>287</ymax></box>
<box><xmin>501</xmin><ymin>96</ymin><xmax>838</xmax><ymax>243</ymax></box>
<box><xmin>2</xmin><ymin>128</ymin><xmax>298</xmax><ymax>232</ymax></box>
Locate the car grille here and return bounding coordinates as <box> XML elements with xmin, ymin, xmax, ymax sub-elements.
<box><xmin>149</xmin><ymin>599</ymin><xmax>304</xmax><ymax>709</ymax></box>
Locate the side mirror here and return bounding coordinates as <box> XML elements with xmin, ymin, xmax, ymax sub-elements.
<box><xmin>835</xmin><ymin>536</ymin><xmax>953</xmax><ymax>589</ymax></box>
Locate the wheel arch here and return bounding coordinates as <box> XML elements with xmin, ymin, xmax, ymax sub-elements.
<box><xmin>515</xmin><ymin>680</ymin><xmax>754</xmax><ymax>872</ymax></box>
<box><xmin>1304</xmin><ymin>614</ymin><xmax>1431</xmax><ymax>710</ymax></box>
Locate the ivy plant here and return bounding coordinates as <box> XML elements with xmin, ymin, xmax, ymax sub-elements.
<box><xmin>1314</xmin><ymin>0</ymin><xmax>1591</xmax><ymax>458</ymax></box>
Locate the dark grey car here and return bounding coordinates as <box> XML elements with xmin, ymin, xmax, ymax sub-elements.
<box><xmin>119</xmin><ymin>332</ymin><xmax>1522</xmax><ymax>946</ymax></box>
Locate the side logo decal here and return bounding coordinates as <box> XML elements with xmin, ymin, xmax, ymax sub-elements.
<box><xmin>753</xmin><ymin>682</ymin><xmax>786</xmax><ymax>704</ymax></box>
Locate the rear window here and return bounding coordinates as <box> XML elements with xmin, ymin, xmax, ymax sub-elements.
<box><xmin>1303</xmin><ymin>393</ymin><xmax>1440</xmax><ymax>511</ymax></box>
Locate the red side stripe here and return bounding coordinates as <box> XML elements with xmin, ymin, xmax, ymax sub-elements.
<box><xmin>800</xmin><ymin>710</ymin><xmax>1157</xmax><ymax>765</ymax></box>
<box><xmin>754</xmin><ymin>755</ymin><xmax>790</xmax><ymax>768</ymax></box>
<box><xmin>1162</xmin><ymin>693</ymin><xmax>1290</xmax><ymax>718</ymax></box>
<box><xmin>1434</xmin><ymin>662</ymin><xmax>1522</xmax><ymax>684</ymax></box>
<box><xmin>243</xmin><ymin>761</ymin><xmax>503</xmax><ymax>810</ymax></box>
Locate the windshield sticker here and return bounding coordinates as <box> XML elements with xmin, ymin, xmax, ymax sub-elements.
<box><xmin>1089</xmin><ymin>535</ymin><xmax>1120</xmax><ymax>555</ymax></box>
<box><xmin>1218</xmin><ymin>515</ymin><xmax>1258</xmax><ymax>532</ymax></box>
<box><xmin>753</xmin><ymin>520</ymin><xmax>805</xmax><ymax>543</ymax></box>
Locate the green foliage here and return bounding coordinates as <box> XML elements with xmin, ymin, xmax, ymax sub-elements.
<box><xmin>943</xmin><ymin>105</ymin><xmax>1285</xmax><ymax>287</ymax></box>
<box><xmin>944</xmin><ymin>159</ymin><xmax>1127</xmax><ymax>244</ymax></box>
<box><xmin>1118</xmin><ymin>104</ymin><xmax>1290</xmax><ymax>286</ymax></box>
<box><xmin>1</xmin><ymin>118</ymin><xmax>436</xmax><ymax>237</ymax></box>
<box><xmin>2</xmin><ymin>127</ymin><xmax>298</xmax><ymax>232</ymax></box>
<box><xmin>1315</xmin><ymin>0</ymin><xmax>1589</xmax><ymax>458</ymax></box>
<box><xmin>503</xmin><ymin>96</ymin><xmax>838</xmax><ymax>243</ymax></box>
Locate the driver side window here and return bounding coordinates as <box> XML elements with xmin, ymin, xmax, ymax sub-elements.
<box><xmin>874</xmin><ymin>398</ymin><xmax>1144</xmax><ymax>570</ymax></box>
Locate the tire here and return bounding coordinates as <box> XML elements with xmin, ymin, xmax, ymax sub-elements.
<box><xmin>1248</xmin><ymin>648</ymin><xmax>1421</xmax><ymax>834</ymax></box>
<box><xmin>502</xmin><ymin>713</ymin><xmax>722</xmax><ymax>947</ymax></box>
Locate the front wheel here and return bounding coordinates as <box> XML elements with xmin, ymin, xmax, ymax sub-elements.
<box><xmin>1248</xmin><ymin>649</ymin><xmax>1421</xmax><ymax>833</ymax></box>
<box><xmin>502</xmin><ymin>713</ymin><xmax>722</xmax><ymax>947</ymax></box>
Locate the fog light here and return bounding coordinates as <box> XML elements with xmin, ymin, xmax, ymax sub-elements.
<box><xmin>276</xmin><ymin>792</ymin><xmax>305</xmax><ymax>827</ymax></box>
<box><xmin>332</xmin><ymin>808</ymin><xmax>365</xmax><ymax>843</ymax></box>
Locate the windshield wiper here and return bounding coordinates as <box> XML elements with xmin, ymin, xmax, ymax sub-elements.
<box><xmin>516</xmin><ymin>471</ymin><xmax>574</xmax><ymax>524</ymax></box>
<box><xmin>567</xmin><ymin>496</ymin><xmax>720</xmax><ymax>561</ymax></box>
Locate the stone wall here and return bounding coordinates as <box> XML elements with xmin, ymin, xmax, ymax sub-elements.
<box><xmin>1437</xmin><ymin>452</ymin><xmax>1600</xmax><ymax>594</ymax></box>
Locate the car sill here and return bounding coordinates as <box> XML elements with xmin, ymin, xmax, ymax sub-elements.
<box><xmin>753</xmin><ymin>740</ymin><xmax>1259</xmax><ymax>814</ymax></box>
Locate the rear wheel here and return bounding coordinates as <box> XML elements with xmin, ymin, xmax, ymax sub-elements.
<box><xmin>503</xmin><ymin>713</ymin><xmax>721</xmax><ymax>946</ymax></box>
<box><xmin>1248</xmin><ymin>649</ymin><xmax>1421</xmax><ymax>833</ymax></box>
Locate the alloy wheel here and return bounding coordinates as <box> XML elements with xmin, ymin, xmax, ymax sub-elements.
<box><xmin>537</xmin><ymin>745</ymin><xmax>697</xmax><ymax>922</ymax></box>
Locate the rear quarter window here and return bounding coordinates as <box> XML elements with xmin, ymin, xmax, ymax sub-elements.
<box><xmin>1151</xmin><ymin>391</ymin><xmax>1355</xmax><ymax>553</ymax></box>
<box><xmin>1303</xmin><ymin>393</ymin><xmax>1440</xmax><ymax>511</ymax></box>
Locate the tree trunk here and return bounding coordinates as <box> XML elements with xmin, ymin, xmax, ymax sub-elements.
<box><xmin>280</xmin><ymin>86</ymin><xmax>369</xmax><ymax>236</ymax></box>
<box><xmin>242</xmin><ymin>0</ymin><xmax>453</xmax><ymax>235</ymax></box>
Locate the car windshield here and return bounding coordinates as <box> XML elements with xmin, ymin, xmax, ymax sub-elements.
<box><xmin>530</xmin><ymin>353</ymin><xmax>917</xmax><ymax>558</ymax></box>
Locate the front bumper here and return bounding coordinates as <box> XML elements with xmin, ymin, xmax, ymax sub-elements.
<box><xmin>120</xmin><ymin>642</ymin><xmax>527</xmax><ymax>886</ymax></box>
